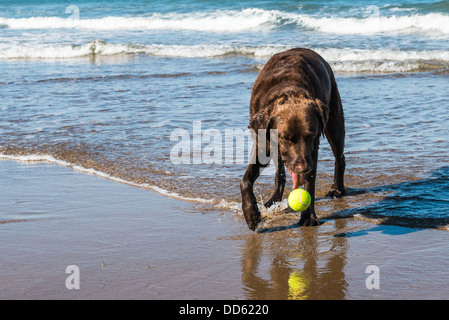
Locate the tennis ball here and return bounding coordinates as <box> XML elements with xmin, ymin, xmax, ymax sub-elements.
<box><xmin>288</xmin><ymin>188</ymin><xmax>311</xmax><ymax>212</ymax></box>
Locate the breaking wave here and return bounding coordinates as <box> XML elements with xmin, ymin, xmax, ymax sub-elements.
<box><xmin>0</xmin><ymin>153</ymin><xmax>214</xmax><ymax>204</ymax></box>
<box><xmin>2</xmin><ymin>40</ymin><xmax>449</xmax><ymax>73</ymax></box>
<box><xmin>0</xmin><ymin>9</ymin><xmax>284</xmax><ymax>32</ymax></box>
<box><xmin>296</xmin><ymin>12</ymin><xmax>449</xmax><ymax>35</ymax></box>
<box><xmin>1</xmin><ymin>9</ymin><xmax>449</xmax><ymax>35</ymax></box>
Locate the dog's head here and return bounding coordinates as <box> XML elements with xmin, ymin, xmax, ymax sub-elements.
<box><xmin>256</xmin><ymin>96</ymin><xmax>329</xmax><ymax>187</ymax></box>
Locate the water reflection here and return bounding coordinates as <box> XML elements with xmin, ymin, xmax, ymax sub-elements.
<box><xmin>240</xmin><ymin>219</ymin><xmax>349</xmax><ymax>300</ymax></box>
<box><xmin>239</xmin><ymin>166</ymin><xmax>449</xmax><ymax>299</ymax></box>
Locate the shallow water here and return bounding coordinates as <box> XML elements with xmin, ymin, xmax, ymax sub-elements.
<box><xmin>2</xmin><ymin>160</ymin><xmax>449</xmax><ymax>300</ymax></box>
<box><xmin>1</xmin><ymin>0</ymin><xmax>448</xmax><ymax>229</ymax></box>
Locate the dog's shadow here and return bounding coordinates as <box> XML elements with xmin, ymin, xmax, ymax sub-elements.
<box><xmin>257</xmin><ymin>166</ymin><xmax>449</xmax><ymax>235</ymax></box>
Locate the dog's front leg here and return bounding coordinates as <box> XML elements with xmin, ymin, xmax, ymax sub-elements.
<box><xmin>298</xmin><ymin>138</ymin><xmax>320</xmax><ymax>226</ymax></box>
<box><xmin>240</xmin><ymin>161</ymin><xmax>264</xmax><ymax>231</ymax></box>
<box><xmin>240</xmin><ymin>138</ymin><xmax>272</xmax><ymax>231</ymax></box>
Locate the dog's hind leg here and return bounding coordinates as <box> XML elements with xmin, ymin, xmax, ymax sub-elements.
<box><xmin>325</xmin><ymin>82</ymin><xmax>346</xmax><ymax>198</ymax></box>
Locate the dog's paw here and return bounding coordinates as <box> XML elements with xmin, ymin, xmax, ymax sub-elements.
<box><xmin>242</xmin><ymin>203</ymin><xmax>262</xmax><ymax>231</ymax></box>
<box><xmin>298</xmin><ymin>217</ymin><xmax>320</xmax><ymax>227</ymax></box>
<box><xmin>326</xmin><ymin>188</ymin><xmax>346</xmax><ymax>198</ymax></box>
<box><xmin>264</xmin><ymin>198</ymin><xmax>279</xmax><ymax>208</ymax></box>
<box><xmin>247</xmin><ymin>215</ymin><xmax>261</xmax><ymax>231</ymax></box>
<box><xmin>298</xmin><ymin>210</ymin><xmax>320</xmax><ymax>227</ymax></box>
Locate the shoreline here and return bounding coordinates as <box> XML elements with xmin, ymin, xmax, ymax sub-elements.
<box><xmin>1</xmin><ymin>159</ymin><xmax>449</xmax><ymax>300</ymax></box>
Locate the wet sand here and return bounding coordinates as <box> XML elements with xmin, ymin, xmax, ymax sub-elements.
<box><xmin>1</xmin><ymin>159</ymin><xmax>449</xmax><ymax>300</ymax></box>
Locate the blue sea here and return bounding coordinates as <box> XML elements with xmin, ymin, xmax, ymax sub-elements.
<box><xmin>1</xmin><ymin>0</ymin><xmax>448</xmax><ymax>229</ymax></box>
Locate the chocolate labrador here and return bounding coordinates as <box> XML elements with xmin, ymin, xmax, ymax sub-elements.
<box><xmin>240</xmin><ymin>48</ymin><xmax>346</xmax><ymax>231</ymax></box>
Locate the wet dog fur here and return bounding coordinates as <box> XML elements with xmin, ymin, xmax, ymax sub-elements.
<box><xmin>240</xmin><ymin>48</ymin><xmax>346</xmax><ymax>231</ymax></box>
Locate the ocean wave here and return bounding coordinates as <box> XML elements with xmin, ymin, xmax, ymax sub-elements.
<box><xmin>2</xmin><ymin>40</ymin><xmax>449</xmax><ymax>73</ymax></box>
<box><xmin>0</xmin><ymin>9</ymin><xmax>283</xmax><ymax>32</ymax></box>
<box><xmin>1</xmin><ymin>9</ymin><xmax>449</xmax><ymax>35</ymax></box>
<box><xmin>297</xmin><ymin>12</ymin><xmax>449</xmax><ymax>35</ymax></box>
<box><xmin>317</xmin><ymin>47</ymin><xmax>449</xmax><ymax>72</ymax></box>
<box><xmin>0</xmin><ymin>153</ymin><xmax>214</xmax><ymax>204</ymax></box>
<box><xmin>0</xmin><ymin>40</ymin><xmax>134</xmax><ymax>59</ymax></box>
<box><xmin>0</xmin><ymin>152</ymin><xmax>304</xmax><ymax>222</ymax></box>
<box><xmin>0</xmin><ymin>152</ymin><xmax>283</xmax><ymax>219</ymax></box>
<box><xmin>0</xmin><ymin>40</ymin><xmax>288</xmax><ymax>59</ymax></box>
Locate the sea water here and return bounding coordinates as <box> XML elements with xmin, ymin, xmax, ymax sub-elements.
<box><xmin>1</xmin><ymin>0</ymin><xmax>448</xmax><ymax>229</ymax></box>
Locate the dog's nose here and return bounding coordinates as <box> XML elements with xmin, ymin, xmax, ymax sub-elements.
<box><xmin>295</xmin><ymin>164</ymin><xmax>312</xmax><ymax>174</ymax></box>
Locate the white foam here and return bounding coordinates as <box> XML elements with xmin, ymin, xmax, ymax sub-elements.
<box><xmin>0</xmin><ymin>9</ymin><xmax>282</xmax><ymax>32</ymax></box>
<box><xmin>295</xmin><ymin>12</ymin><xmax>449</xmax><ymax>35</ymax></box>
<box><xmin>2</xmin><ymin>41</ymin><xmax>449</xmax><ymax>72</ymax></box>
<box><xmin>0</xmin><ymin>40</ymin><xmax>132</xmax><ymax>59</ymax></box>
<box><xmin>0</xmin><ymin>40</ymin><xmax>283</xmax><ymax>59</ymax></box>
<box><xmin>215</xmin><ymin>198</ymin><xmax>242</xmax><ymax>212</ymax></box>
<box><xmin>259</xmin><ymin>199</ymin><xmax>290</xmax><ymax>215</ymax></box>
<box><xmin>141</xmin><ymin>44</ymin><xmax>287</xmax><ymax>58</ymax></box>
<box><xmin>0</xmin><ymin>153</ymin><xmax>214</xmax><ymax>204</ymax></box>
<box><xmin>1</xmin><ymin>10</ymin><xmax>448</xmax><ymax>35</ymax></box>
<box><xmin>0</xmin><ymin>153</ymin><xmax>303</xmax><ymax>218</ymax></box>
<box><xmin>388</xmin><ymin>7</ymin><xmax>418</xmax><ymax>13</ymax></box>
<box><xmin>316</xmin><ymin>47</ymin><xmax>449</xmax><ymax>72</ymax></box>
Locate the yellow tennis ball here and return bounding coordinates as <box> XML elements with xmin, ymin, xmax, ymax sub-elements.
<box><xmin>288</xmin><ymin>188</ymin><xmax>311</xmax><ymax>212</ymax></box>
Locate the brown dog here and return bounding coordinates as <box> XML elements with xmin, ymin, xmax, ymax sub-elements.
<box><xmin>240</xmin><ymin>48</ymin><xmax>346</xmax><ymax>231</ymax></box>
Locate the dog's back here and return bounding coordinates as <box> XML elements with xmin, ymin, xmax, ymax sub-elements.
<box><xmin>249</xmin><ymin>48</ymin><xmax>334</xmax><ymax>127</ymax></box>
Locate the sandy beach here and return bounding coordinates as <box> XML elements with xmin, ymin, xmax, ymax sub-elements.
<box><xmin>2</xmin><ymin>0</ymin><xmax>449</xmax><ymax>304</ymax></box>
<box><xmin>1</xmin><ymin>159</ymin><xmax>449</xmax><ymax>300</ymax></box>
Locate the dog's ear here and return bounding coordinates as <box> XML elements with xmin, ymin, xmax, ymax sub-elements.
<box><xmin>315</xmin><ymin>99</ymin><xmax>329</xmax><ymax>135</ymax></box>
<box><xmin>249</xmin><ymin>111</ymin><xmax>276</xmax><ymax>131</ymax></box>
<box><xmin>249</xmin><ymin>112</ymin><xmax>278</xmax><ymax>155</ymax></box>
